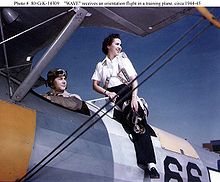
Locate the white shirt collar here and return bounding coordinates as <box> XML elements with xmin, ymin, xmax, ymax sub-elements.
<box><xmin>102</xmin><ymin>55</ymin><xmax>120</xmax><ymax>66</ymax></box>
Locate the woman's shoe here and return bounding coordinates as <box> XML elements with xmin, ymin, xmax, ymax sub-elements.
<box><xmin>146</xmin><ymin>167</ymin><xmax>160</xmax><ymax>179</ymax></box>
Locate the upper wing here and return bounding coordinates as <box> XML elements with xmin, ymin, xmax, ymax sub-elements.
<box><xmin>83</xmin><ymin>7</ymin><xmax>195</xmax><ymax>36</ymax></box>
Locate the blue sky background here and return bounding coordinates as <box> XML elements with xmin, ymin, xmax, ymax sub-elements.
<box><xmin>35</xmin><ymin>8</ymin><xmax>220</xmax><ymax>146</ymax></box>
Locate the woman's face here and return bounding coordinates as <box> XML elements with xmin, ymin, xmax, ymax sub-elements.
<box><xmin>53</xmin><ymin>75</ymin><xmax>67</xmax><ymax>92</ymax></box>
<box><xmin>107</xmin><ymin>38</ymin><xmax>122</xmax><ymax>58</ymax></box>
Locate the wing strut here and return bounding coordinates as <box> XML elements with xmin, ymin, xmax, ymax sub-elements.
<box><xmin>11</xmin><ymin>7</ymin><xmax>89</xmax><ymax>102</ymax></box>
<box><xmin>196</xmin><ymin>7</ymin><xmax>220</xmax><ymax>29</ymax></box>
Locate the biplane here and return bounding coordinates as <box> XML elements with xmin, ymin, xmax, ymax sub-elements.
<box><xmin>0</xmin><ymin>7</ymin><xmax>220</xmax><ymax>182</ymax></box>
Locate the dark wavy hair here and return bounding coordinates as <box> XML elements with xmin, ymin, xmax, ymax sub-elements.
<box><xmin>102</xmin><ymin>33</ymin><xmax>120</xmax><ymax>55</ymax></box>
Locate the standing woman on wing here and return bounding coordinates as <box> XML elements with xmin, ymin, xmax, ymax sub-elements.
<box><xmin>91</xmin><ymin>33</ymin><xmax>160</xmax><ymax>179</ymax></box>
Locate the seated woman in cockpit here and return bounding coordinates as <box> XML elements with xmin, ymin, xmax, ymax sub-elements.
<box><xmin>43</xmin><ymin>68</ymin><xmax>90</xmax><ymax>116</ymax></box>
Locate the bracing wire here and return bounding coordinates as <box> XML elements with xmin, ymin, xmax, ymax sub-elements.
<box><xmin>0</xmin><ymin>13</ymin><xmax>14</xmax><ymax>97</ymax></box>
<box><xmin>0</xmin><ymin>8</ymin><xmax>74</xmax><ymax>46</ymax></box>
<box><xmin>17</xmin><ymin>14</ymin><xmax>214</xmax><ymax>181</ymax></box>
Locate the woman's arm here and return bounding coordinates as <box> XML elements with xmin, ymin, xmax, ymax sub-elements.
<box><xmin>92</xmin><ymin>80</ymin><xmax>118</xmax><ymax>102</ymax></box>
<box><xmin>130</xmin><ymin>75</ymin><xmax>139</xmax><ymax>112</ymax></box>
